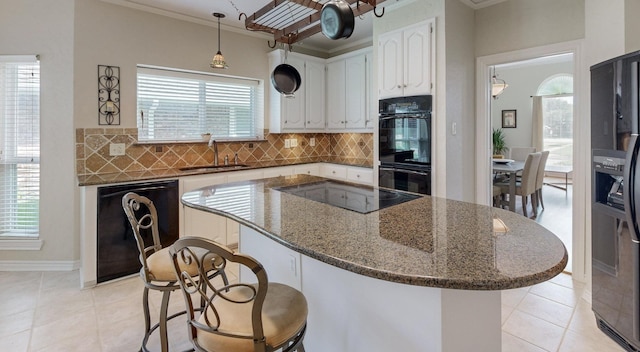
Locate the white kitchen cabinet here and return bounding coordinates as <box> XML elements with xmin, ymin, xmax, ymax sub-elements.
<box><xmin>226</xmin><ymin>169</ymin><xmax>265</xmax><ymax>183</ymax></box>
<box><xmin>326</xmin><ymin>48</ymin><xmax>372</xmax><ymax>131</ymax></box>
<box><xmin>262</xmin><ymin>165</ymin><xmax>295</xmax><ymax>178</ymax></box>
<box><xmin>326</xmin><ymin>60</ymin><xmax>346</xmax><ymax>130</ymax></box>
<box><xmin>305</xmin><ymin>59</ymin><xmax>326</xmax><ymax>130</ymax></box>
<box><xmin>182</xmin><ymin>174</ymin><xmax>228</xmax><ymax>245</ymax></box>
<box><xmin>293</xmin><ymin>163</ymin><xmax>321</xmax><ymax>176</ymax></box>
<box><xmin>321</xmin><ymin>164</ymin><xmax>373</xmax><ymax>185</ymax></box>
<box><xmin>347</xmin><ymin>167</ymin><xmax>374</xmax><ymax>185</ymax></box>
<box><xmin>322</xmin><ymin>164</ymin><xmax>348</xmax><ymax>180</ymax></box>
<box><xmin>269</xmin><ymin>50</ymin><xmax>325</xmax><ymax>133</ymax></box>
<box><xmin>378</xmin><ymin>19</ymin><xmax>433</xmax><ymax>99</ymax></box>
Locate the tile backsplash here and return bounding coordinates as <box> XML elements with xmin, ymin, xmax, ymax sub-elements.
<box><xmin>76</xmin><ymin>128</ymin><xmax>373</xmax><ymax>176</ymax></box>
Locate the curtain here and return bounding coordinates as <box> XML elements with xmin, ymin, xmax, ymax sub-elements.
<box><xmin>531</xmin><ymin>96</ymin><xmax>544</xmax><ymax>152</ymax></box>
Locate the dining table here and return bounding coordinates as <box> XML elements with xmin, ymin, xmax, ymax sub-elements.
<box><xmin>493</xmin><ymin>160</ymin><xmax>525</xmax><ymax>212</ymax></box>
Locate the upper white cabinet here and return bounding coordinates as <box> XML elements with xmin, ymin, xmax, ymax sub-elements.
<box><xmin>269</xmin><ymin>50</ymin><xmax>326</xmax><ymax>133</ymax></box>
<box><xmin>305</xmin><ymin>59</ymin><xmax>326</xmax><ymax>130</ymax></box>
<box><xmin>378</xmin><ymin>19</ymin><xmax>434</xmax><ymax>99</ymax></box>
<box><xmin>326</xmin><ymin>48</ymin><xmax>373</xmax><ymax>131</ymax></box>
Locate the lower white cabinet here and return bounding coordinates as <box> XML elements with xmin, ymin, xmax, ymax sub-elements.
<box><xmin>263</xmin><ymin>165</ymin><xmax>295</xmax><ymax>178</ymax></box>
<box><xmin>293</xmin><ymin>163</ymin><xmax>321</xmax><ymax>176</ymax></box>
<box><xmin>320</xmin><ymin>164</ymin><xmax>373</xmax><ymax>185</ymax></box>
<box><xmin>182</xmin><ymin>174</ymin><xmax>229</xmax><ymax>245</ymax></box>
<box><xmin>322</xmin><ymin>164</ymin><xmax>348</xmax><ymax>179</ymax></box>
<box><xmin>347</xmin><ymin>167</ymin><xmax>374</xmax><ymax>185</ymax></box>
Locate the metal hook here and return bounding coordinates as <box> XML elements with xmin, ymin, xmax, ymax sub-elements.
<box><xmin>238</xmin><ymin>12</ymin><xmax>247</xmax><ymax>21</ymax></box>
<box><xmin>268</xmin><ymin>40</ymin><xmax>277</xmax><ymax>49</ymax></box>
<box><xmin>374</xmin><ymin>6</ymin><xmax>385</xmax><ymax>18</ymax></box>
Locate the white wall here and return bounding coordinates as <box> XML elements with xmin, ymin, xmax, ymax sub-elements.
<box><xmin>0</xmin><ymin>0</ymin><xmax>77</xmax><ymax>264</ymax></box>
<box><xmin>475</xmin><ymin>0</ymin><xmax>585</xmax><ymax>57</ymax></box>
<box><xmin>625</xmin><ymin>0</ymin><xmax>640</xmax><ymax>53</ymax></box>
<box><xmin>444</xmin><ymin>0</ymin><xmax>476</xmax><ymax>201</ymax></box>
<box><xmin>74</xmin><ymin>0</ymin><xmax>272</xmax><ymax>129</ymax></box>
<box><xmin>491</xmin><ymin>60</ymin><xmax>574</xmax><ymax>150</ymax></box>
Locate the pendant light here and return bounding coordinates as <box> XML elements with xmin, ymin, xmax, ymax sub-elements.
<box><xmin>491</xmin><ymin>66</ymin><xmax>508</xmax><ymax>99</ymax></box>
<box><xmin>210</xmin><ymin>12</ymin><xmax>228</xmax><ymax>69</ymax></box>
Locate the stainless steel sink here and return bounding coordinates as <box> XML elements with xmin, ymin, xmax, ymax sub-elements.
<box><xmin>179</xmin><ymin>164</ymin><xmax>250</xmax><ymax>172</ymax></box>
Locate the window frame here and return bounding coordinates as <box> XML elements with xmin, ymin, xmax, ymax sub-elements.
<box><xmin>136</xmin><ymin>65</ymin><xmax>264</xmax><ymax>143</ymax></box>
<box><xmin>0</xmin><ymin>55</ymin><xmax>41</xmax><ymax>243</ymax></box>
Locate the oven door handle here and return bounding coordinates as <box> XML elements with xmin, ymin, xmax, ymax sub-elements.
<box><xmin>380</xmin><ymin>167</ymin><xmax>429</xmax><ymax>176</ymax></box>
<box><xmin>379</xmin><ymin>115</ymin><xmax>430</xmax><ymax>120</ymax></box>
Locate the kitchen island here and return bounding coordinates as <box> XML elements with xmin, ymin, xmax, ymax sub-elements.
<box><xmin>181</xmin><ymin>175</ymin><xmax>568</xmax><ymax>351</ymax></box>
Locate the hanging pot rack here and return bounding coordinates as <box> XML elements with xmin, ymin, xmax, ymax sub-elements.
<box><xmin>239</xmin><ymin>0</ymin><xmax>386</xmax><ymax>47</ymax></box>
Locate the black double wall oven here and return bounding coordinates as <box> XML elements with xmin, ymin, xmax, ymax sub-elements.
<box><xmin>378</xmin><ymin>95</ymin><xmax>432</xmax><ymax>195</ymax></box>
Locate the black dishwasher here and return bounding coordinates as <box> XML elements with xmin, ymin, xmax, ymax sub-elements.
<box><xmin>97</xmin><ymin>180</ymin><xmax>179</xmax><ymax>283</ymax></box>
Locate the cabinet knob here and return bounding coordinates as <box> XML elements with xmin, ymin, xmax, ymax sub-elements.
<box><xmin>404</xmin><ymin>84</ymin><xmax>408</xmax><ymax>88</ymax></box>
<box><xmin>332</xmin><ymin>171</ymin><xmax>336</xmax><ymax>174</ymax></box>
<box><xmin>397</xmin><ymin>85</ymin><xmax>402</xmax><ymax>88</ymax></box>
<box><xmin>357</xmin><ymin>174</ymin><xmax>361</xmax><ymax>178</ymax></box>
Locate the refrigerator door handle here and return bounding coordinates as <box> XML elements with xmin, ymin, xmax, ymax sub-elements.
<box><xmin>624</xmin><ymin>134</ymin><xmax>640</xmax><ymax>242</ymax></box>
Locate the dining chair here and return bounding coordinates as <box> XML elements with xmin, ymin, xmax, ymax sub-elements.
<box><xmin>492</xmin><ymin>185</ymin><xmax>503</xmax><ymax>208</ymax></box>
<box><xmin>496</xmin><ymin>152</ymin><xmax>542</xmax><ymax>218</ymax></box>
<box><xmin>509</xmin><ymin>147</ymin><xmax>537</xmax><ymax>161</ymax></box>
<box><xmin>122</xmin><ymin>192</ymin><xmax>228</xmax><ymax>352</ymax></box>
<box><xmin>533</xmin><ymin>151</ymin><xmax>550</xmax><ymax>210</ymax></box>
<box><xmin>169</xmin><ymin>236</ymin><xmax>308</xmax><ymax>352</ymax></box>
<box><xmin>509</xmin><ymin>147</ymin><xmax>536</xmax><ymax>179</ymax></box>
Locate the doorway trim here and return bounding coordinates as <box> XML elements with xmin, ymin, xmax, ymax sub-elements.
<box><xmin>475</xmin><ymin>39</ymin><xmax>587</xmax><ymax>282</ymax></box>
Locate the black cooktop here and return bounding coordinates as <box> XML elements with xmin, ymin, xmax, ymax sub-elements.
<box><xmin>275</xmin><ymin>180</ymin><xmax>421</xmax><ymax>214</ymax></box>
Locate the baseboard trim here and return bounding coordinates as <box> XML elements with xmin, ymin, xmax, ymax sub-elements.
<box><xmin>0</xmin><ymin>260</ymin><xmax>80</xmax><ymax>271</ymax></box>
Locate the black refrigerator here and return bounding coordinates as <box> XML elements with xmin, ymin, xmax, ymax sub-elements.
<box><xmin>591</xmin><ymin>50</ymin><xmax>640</xmax><ymax>351</ymax></box>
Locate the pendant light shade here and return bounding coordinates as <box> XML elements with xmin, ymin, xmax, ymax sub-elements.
<box><xmin>211</xmin><ymin>12</ymin><xmax>228</xmax><ymax>69</ymax></box>
<box><xmin>491</xmin><ymin>66</ymin><xmax>507</xmax><ymax>99</ymax></box>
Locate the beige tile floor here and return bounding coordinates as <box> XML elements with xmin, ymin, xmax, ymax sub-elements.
<box><xmin>0</xmin><ymin>268</ymin><xmax>627</xmax><ymax>352</ymax></box>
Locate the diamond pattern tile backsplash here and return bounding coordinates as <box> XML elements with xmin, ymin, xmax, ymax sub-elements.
<box><xmin>76</xmin><ymin>128</ymin><xmax>373</xmax><ymax>176</ymax></box>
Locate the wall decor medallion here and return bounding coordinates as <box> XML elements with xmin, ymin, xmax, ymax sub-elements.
<box><xmin>98</xmin><ymin>65</ymin><xmax>120</xmax><ymax>125</ymax></box>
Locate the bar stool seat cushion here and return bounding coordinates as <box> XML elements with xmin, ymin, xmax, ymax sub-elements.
<box><xmin>198</xmin><ymin>282</ymin><xmax>308</xmax><ymax>352</ymax></box>
<box><xmin>147</xmin><ymin>247</ymin><xmax>221</xmax><ymax>281</ymax></box>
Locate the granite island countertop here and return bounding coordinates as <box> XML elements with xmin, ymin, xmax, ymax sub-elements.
<box><xmin>77</xmin><ymin>156</ymin><xmax>372</xmax><ymax>186</ymax></box>
<box><xmin>181</xmin><ymin>175</ymin><xmax>568</xmax><ymax>290</ymax></box>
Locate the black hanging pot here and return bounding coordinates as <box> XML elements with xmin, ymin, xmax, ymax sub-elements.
<box><xmin>271</xmin><ymin>63</ymin><xmax>302</xmax><ymax>97</ymax></box>
<box><xmin>321</xmin><ymin>0</ymin><xmax>355</xmax><ymax>40</ymax></box>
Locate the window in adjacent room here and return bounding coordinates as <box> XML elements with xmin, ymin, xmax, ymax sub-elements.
<box><xmin>136</xmin><ymin>65</ymin><xmax>264</xmax><ymax>142</ymax></box>
<box><xmin>536</xmin><ymin>73</ymin><xmax>573</xmax><ymax>167</ymax></box>
<box><xmin>0</xmin><ymin>55</ymin><xmax>40</xmax><ymax>239</ymax></box>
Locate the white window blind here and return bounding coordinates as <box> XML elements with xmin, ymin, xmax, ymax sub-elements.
<box><xmin>136</xmin><ymin>66</ymin><xmax>264</xmax><ymax>142</ymax></box>
<box><xmin>0</xmin><ymin>55</ymin><xmax>40</xmax><ymax>238</ymax></box>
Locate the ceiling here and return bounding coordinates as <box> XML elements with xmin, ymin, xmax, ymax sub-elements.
<box><xmin>101</xmin><ymin>0</ymin><xmax>394</xmax><ymax>53</ymax></box>
<box><xmin>101</xmin><ymin>0</ymin><xmax>507</xmax><ymax>53</ymax></box>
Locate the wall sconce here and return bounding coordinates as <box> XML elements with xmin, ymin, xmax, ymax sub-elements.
<box><xmin>491</xmin><ymin>66</ymin><xmax>508</xmax><ymax>99</ymax></box>
<box><xmin>210</xmin><ymin>12</ymin><xmax>228</xmax><ymax>69</ymax></box>
<box><xmin>98</xmin><ymin>65</ymin><xmax>120</xmax><ymax>125</ymax></box>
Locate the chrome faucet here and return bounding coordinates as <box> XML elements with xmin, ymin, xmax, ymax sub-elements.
<box><xmin>208</xmin><ymin>136</ymin><xmax>219</xmax><ymax>166</ymax></box>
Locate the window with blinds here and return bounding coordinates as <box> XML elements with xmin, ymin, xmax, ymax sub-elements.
<box><xmin>136</xmin><ymin>66</ymin><xmax>264</xmax><ymax>142</ymax></box>
<box><xmin>0</xmin><ymin>56</ymin><xmax>40</xmax><ymax>238</ymax></box>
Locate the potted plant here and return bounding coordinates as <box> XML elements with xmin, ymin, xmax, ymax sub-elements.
<box><xmin>492</xmin><ymin>128</ymin><xmax>507</xmax><ymax>157</ymax></box>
